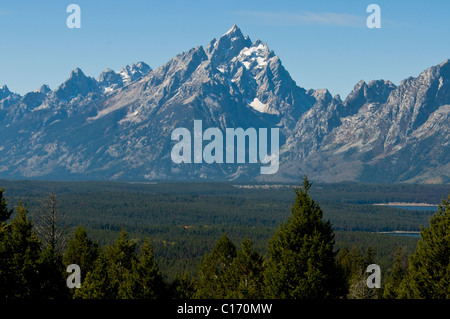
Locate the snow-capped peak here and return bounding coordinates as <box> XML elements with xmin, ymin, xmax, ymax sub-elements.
<box><xmin>224</xmin><ymin>24</ymin><xmax>240</xmax><ymax>36</ymax></box>
<box><xmin>207</xmin><ymin>25</ymin><xmax>252</xmax><ymax>64</ymax></box>
<box><xmin>235</xmin><ymin>40</ymin><xmax>274</xmax><ymax>70</ymax></box>
<box><xmin>120</xmin><ymin>61</ymin><xmax>152</xmax><ymax>85</ymax></box>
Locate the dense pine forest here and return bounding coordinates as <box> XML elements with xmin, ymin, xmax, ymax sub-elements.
<box><xmin>0</xmin><ymin>178</ymin><xmax>449</xmax><ymax>299</ymax></box>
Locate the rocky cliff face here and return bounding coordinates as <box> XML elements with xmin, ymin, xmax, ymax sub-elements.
<box><xmin>0</xmin><ymin>26</ymin><xmax>448</xmax><ymax>183</ymax></box>
<box><xmin>281</xmin><ymin>60</ymin><xmax>450</xmax><ymax>183</ymax></box>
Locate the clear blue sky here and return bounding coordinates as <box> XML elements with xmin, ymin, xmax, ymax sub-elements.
<box><xmin>1</xmin><ymin>0</ymin><xmax>449</xmax><ymax>99</ymax></box>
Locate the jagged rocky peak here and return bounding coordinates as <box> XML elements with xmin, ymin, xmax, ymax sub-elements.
<box><xmin>311</xmin><ymin>88</ymin><xmax>332</xmax><ymax>102</ymax></box>
<box><xmin>0</xmin><ymin>85</ymin><xmax>21</xmax><ymax>105</ymax></box>
<box><xmin>98</xmin><ymin>68</ymin><xmax>124</xmax><ymax>90</ymax></box>
<box><xmin>344</xmin><ymin>78</ymin><xmax>395</xmax><ymax>108</ymax></box>
<box><xmin>120</xmin><ymin>61</ymin><xmax>152</xmax><ymax>84</ymax></box>
<box><xmin>0</xmin><ymin>26</ymin><xmax>447</xmax><ymax>184</ymax></box>
<box><xmin>133</xmin><ymin>61</ymin><xmax>152</xmax><ymax>73</ymax></box>
<box><xmin>21</xmin><ymin>84</ymin><xmax>51</xmax><ymax>109</ymax></box>
<box><xmin>207</xmin><ymin>24</ymin><xmax>252</xmax><ymax>65</ymax></box>
<box><xmin>365</xmin><ymin>79</ymin><xmax>396</xmax><ymax>103</ymax></box>
<box><xmin>157</xmin><ymin>46</ymin><xmax>208</xmax><ymax>81</ymax></box>
<box><xmin>97</xmin><ymin>61</ymin><xmax>152</xmax><ymax>92</ymax></box>
<box><xmin>0</xmin><ymin>84</ymin><xmax>12</xmax><ymax>99</ymax></box>
<box><xmin>333</xmin><ymin>94</ymin><xmax>342</xmax><ymax>103</ymax></box>
<box><xmin>394</xmin><ymin>58</ymin><xmax>450</xmax><ymax>106</ymax></box>
<box><xmin>434</xmin><ymin>58</ymin><xmax>450</xmax><ymax>75</ymax></box>
<box><xmin>37</xmin><ymin>84</ymin><xmax>52</xmax><ymax>94</ymax></box>
<box><xmin>54</xmin><ymin>67</ymin><xmax>100</xmax><ymax>101</ymax></box>
<box><xmin>400</xmin><ymin>59</ymin><xmax>450</xmax><ymax>96</ymax></box>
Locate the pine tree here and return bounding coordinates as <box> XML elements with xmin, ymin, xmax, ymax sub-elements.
<box><xmin>0</xmin><ymin>188</ymin><xmax>13</xmax><ymax>223</ymax></box>
<box><xmin>75</xmin><ymin>229</ymin><xmax>138</xmax><ymax>299</ymax></box>
<box><xmin>7</xmin><ymin>202</ymin><xmax>42</xmax><ymax>298</ymax></box>
<box><xmin>171</xmin><ymin>272</ymin><xmax>197</xmax><ymax>299</ymax></box>
<box><xmin>403</xmin><ymin>194</ymin><xmax>450</xmax><ymax>299</ymax></box>
<box><xmin>105</xmin><ymin>228</ymin><xmax>138</xmax><ymax>298</ymax></box>
<box><xmin>195</xmin><ymin>234</ymin><xmax>237</xmax><ymax>298</ymax></box>
<box><xmin>63</xmin><ymin>225</ymin><xmax>100</xmax><ymax>277</ymax></box>
<box><xmin>121</xmin><ymin>238</ymin><xmax>166</xmax><ymax>299</ymax></box>
<box><xmin>363</xmin><ymin>246</ymin><xmax>375</xmax><ymax>267</ymax></box>
<box><xmin>0</xmin><ymin>189</ymin><xmax>14</xmax><ymax>298</ymax></box>
<box><xmin>336</xmin><ymin>246</ymin><xmax>363</xmax><ymax>295</ymax></box>
<box><xmin>74</xmin><ymin>252</ymin><xmax>114</xmax><ymax>299</ymax></box>
<box><xmin>37</xmin><ymin>245</ymin><xmax>69</xmax><ymax>299</ymax></box>
<box><xmin>383</xmin><ymin>246</ymin><xmax>408</xmax><ymax>299</ymax></box>
<box><xmin>264</xmin><ymin>176</ymin><xmax>345</xmax><ymax>299</ymax></box>
<box><xmin>227</xmin><ymin>237</ymin><xmax>265</xmax><ymax>299</ymax></box>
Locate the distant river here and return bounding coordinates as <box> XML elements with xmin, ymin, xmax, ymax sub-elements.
<box><xmin>374</xmin><ymin>203</ymin><xmax>438</xmax><ymax>211</ymax></box>
<box><xmin>378</xmin><ymin>231</ymin><xmax>421</xmax><ymax>238</ymax></box>
<box><xmin>391</xmin><ymin>205</ymin><xmax>438</xmax><ymax>211</ymax></box>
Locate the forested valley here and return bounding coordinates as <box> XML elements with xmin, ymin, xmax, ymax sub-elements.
<box><xmin>0</xmin><ymin>179</ymin><xmax>449</xmax><ymax>299</ymax></box>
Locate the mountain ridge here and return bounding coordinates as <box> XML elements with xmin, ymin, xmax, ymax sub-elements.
<box><xmin>0</xmin><ymin>26</ymin><xmax>448</xmax><ymax>184</ymax></box>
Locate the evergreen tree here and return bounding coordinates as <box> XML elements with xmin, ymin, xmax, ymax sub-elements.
<box><xmin>74</xmin><ymin>252</ymin><xmax>114</xmax><ymax>299</ymax></box>
<box><xmin>105</xmin><ymin>228</ymin><xmax>138</xmax><ymax>298</ymax></box>
<box><xmin>363</xmin><ymin>246</ymin><xmax>375</xmax><ymax>267</ymax></box>
<box><xmin>37</xmin><ymin>245</ymin><xmax>69</xmax><ymax>299</ymax></box>
<box><xmin>75</xmin><ymin>229</ymin><xmax>138</xmax><ymax>299</ymax></box>
<box><xmin>121</xmin><ymin>238</ymin><xmax>166</xmax><ymax>299</ymax></box>
<box><xmin>402</xmin><ymin>194</ymin><xmax>450</xmax><ymax>299</ymax></box>
<box><xmin>7</xmin><ymin>202</ymin><xmax>42</xmax><ymax>298</ymax></box>
<box><xmin>0</xmin><ymin>188</ymin><xmax>13</xmax><ymax>223</ymax></box>
<box><xmin>0</xmin><ymin>190</ymin><xmax>14</xmax><ymax>298</ymax></box>
<box><xmin>336</xmin><ymin>246</ymin><xmax>363</xmax><ymax>295</ymax></box>
<box><xmin>1</xmin><ymin>198</ymin><xmax>64</xmax><ymax>299</ymax></box>
<box><xmin>227</xmin><ymin>238</ymin><xmax>265</xmax><ymax>299</ymax></box>
<box><xmin>195</xmin><ymin>234</ymin><xmax>237</xmax><ymax>298</ymax></box>
<box><xmin>383</xmin><ymin>246</ymin><xmax>408</xmax><ymax>299</ymax></box>
<box><xmin>170</xmin><ymin>272</ymin><xmax>197</xmax><ymax>299</ymax></box>
<box><xmin>63</xmin><ymin>225</ymin><xmax>100</xmax><ymax>277</ymax></box>
<box><xmin>264</xmin><ymin>177</ymin><xmax>345</xmax><ymax>299</ymax></box>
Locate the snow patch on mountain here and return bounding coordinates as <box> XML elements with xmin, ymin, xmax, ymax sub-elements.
<box><xmin>248</xmin><ymin>97</ymin><xmax>268</xmax><ymax>113</ymax></box>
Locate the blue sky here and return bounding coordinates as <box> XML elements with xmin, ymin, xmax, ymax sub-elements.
<box><xmin>1</xmin><ymin>0</ymin><xmax>450</xmax><ymax>99</ymax></box>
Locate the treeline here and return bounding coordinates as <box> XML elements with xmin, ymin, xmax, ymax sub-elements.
<box><xmin>1</xmin><ymin>181</ymin><xmax>449</xmax><ymax>299</ymax></box>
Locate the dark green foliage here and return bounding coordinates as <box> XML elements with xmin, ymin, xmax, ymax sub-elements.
<box><xmin>1</xmin><ymin>182</ymin><xmax>449</xmax><ymax>300</ymax></box>
<box><xmin>195</xmin><ymin>234</ymin><xmax>237</xmax><ymax>298</ymax></box>
<box><xmin>336</xmin><ymin>246</ymin><xmax>364</xmax><ymax>294</ymax></box>
<box><xmin>121</xmin><ymin>239</ymin><xmax>166</xmax><ymax>299</ymax></box>
<box><xmin>227</xmin><ymin>238</ymin><xmax>265</xmax><ymax>298</ymax></box>
<box><xmin>63</xmin><ymin>225</ymin><xmax>100</xmax><ymax>276</ymax></box>
<box><xmin>2</xmin><ymin>180</ymin><xmax>446</xmax><ymax>279</ymax></box>
<box><xmin>36</xmin><ymin>246</ymin><xmax>69</xmax><ymax>299</ymax></box>
<box><xmin>383</xmin><ymin>246</ymin><xmax>409</xmax><ymax>299</ymax></box>
<box><xmin>194</xmin><ymin>235</ymin><xmax>266</xmax><ymax>299</ymax></box>
<box><xmin>74</xmin><ymin>230</ymin><xmax>167</xmax><ymax>299</ymax></box>
<box><xmin>170</xmin><ymin>272</ymin><xmax>197</xmax><ymax>299</ymax></box>
<box><xmin>264</xmin><ymin>177</ymin><xmax>345</xmax><ymax>299</ymax></box>
<box><xmin>8</xmin><ymin>203</ymin><xmax>42</xmax><ymax>298</ymax></box>
<box><xmin>0</xmin><ymin>188</ymin><xmax>13</xmax><ymax>223</ymax></box>
<box><xmin>402</xmin><ymin>194</ymin><xmax>450</xmax><ymax>298</ymax></box>
<box><xmin>0</xmin><ymin>203</ymin><xmax>43</xmax><ymax>298</ymax></box>
<box><xmin>74</xmin><ymin>253</ymin><xmax>114</xmax><ymax>299</ymax></box>
<box><xmin>104</xmin><ymin>229</ymin><xmax>138</xmax><ymax>298</ymax></box>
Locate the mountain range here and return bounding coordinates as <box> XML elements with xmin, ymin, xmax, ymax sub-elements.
<box><xmin>0</xmin><ymin>25</ymin><xmax>448</xmax><ymax>183</ymax></box>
